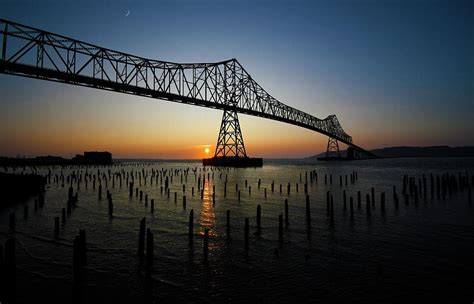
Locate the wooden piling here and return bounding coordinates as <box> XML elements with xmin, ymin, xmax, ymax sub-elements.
<box><xmin>284</xmin><ymin>199</ymin><xmax>289</xmax><ymax>226</ymax></box>
<box><xmin>244</xmin><ymin>218</ymin><xmax>249</xmax><ymax>251</ymax></box>
<box><xmin>68</xmin><ymin>186</ymin><xmax>73</xmax><ymax>202</ymax></box>
<box><xmin>55</xmin><ymin>217</ymin><xmax>60</xmax><ymax>236</ymax></box>
<box><xmin>306</xmin><ymin>195</ymin><xmax>311</xmax><ymax>228</ymax></box>
<box><xmin>256</xmin><ymin>204</ymin><xmax>261</xmax><ymax>235</ymax></box>
<box><xmin>279</xmin><ymin>213</ymin><xmax>283</xmax><ymax>243</ymax></box>
<box><xmin>138</xmin><ymin>217</ymin><xmax>146</xmax><ymax>257</ymax></box>
<box><xmin>108</xmin><ymin>199</ymin><xmax>113</xmax><ymax>217</ymax></box>
<box><xmin>189</xmin><ymin>209</ymin><xmax>194</xmax><ymax>244</ymax></box>
<box><xmin>226</xmin><ymin>210</ymin><xmax>231</xmax><ymax>240</ymax></box>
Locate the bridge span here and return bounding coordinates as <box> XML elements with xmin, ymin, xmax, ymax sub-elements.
<box><xmin>0</xmin><ymin>19</ymin><xmax>377</xmax><ymax>165</ymax></box>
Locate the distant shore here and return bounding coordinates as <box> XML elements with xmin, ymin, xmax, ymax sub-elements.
<box><xmin>310</xmin><ymin>145</ymin><xmax>474</xmax><ymax>159</ymax></box>
<box><xmin>2</xmin><ymin>146</ymin><xmax>474</xmax><ymax>167</ymax></box>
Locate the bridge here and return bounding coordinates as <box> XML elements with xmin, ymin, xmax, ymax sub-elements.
<box><xmin>0</xmin><ymin>19</ymin><xmax>377</xmax><ymax>166</ymax></box>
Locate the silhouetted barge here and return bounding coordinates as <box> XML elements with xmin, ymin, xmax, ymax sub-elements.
<box><xmin>203</xmin><ymin>156</ymin><xmax>263</xmax><ymax>167</ymax></box>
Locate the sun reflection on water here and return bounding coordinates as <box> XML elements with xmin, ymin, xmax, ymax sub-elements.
<box><xmin>199</xmin><ymin>176</ymin><xmax>220</xmax><ymax>250</ymax></box>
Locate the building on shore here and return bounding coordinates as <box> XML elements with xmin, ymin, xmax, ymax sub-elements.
<box><xmin>73</xmin><ymin>151</ymin><xmax>112</xmax><ymax>165</ymax></box>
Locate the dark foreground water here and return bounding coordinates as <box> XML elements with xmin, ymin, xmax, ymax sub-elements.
<box><xmin>1</xmin><ymin>158</ymin><xmax>474</xmax><ymax>303</ymax></box>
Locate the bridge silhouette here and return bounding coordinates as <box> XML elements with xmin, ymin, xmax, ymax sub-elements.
<box><xmin>0</xmin><ymin>19</ymin><xmax>376</xmax><ymax>165</ymax></box>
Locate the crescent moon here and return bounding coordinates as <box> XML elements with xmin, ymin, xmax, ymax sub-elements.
<box><xmin>125</xmin><ymin>10</ymin><xmax>130</xmax><ymax>17</ymax></box>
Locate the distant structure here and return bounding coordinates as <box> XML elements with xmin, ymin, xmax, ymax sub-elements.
<box><xmin>73</xmin><ymin>152</ymin><xmax>112</xmax><ymax>165</ymax></box>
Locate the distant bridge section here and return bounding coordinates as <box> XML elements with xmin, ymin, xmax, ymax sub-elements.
<box><xmin>0</xmin><ymin>19</ymin><xmax>375</xmax><ymax>158</ymax></box>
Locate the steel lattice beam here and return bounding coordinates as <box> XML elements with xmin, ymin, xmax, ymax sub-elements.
<box><xmin>0</xmin><ymin>19</ymin><xmax>376</xmax><ymax>157</ymax></box>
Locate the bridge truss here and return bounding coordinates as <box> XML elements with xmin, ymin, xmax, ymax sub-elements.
<box><xmin>0</xmin><ymin>19</ymin><xmax>375</xmax><ymax>159</ymax></box>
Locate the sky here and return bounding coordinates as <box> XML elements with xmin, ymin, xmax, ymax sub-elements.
<box><xmin>0</xmin><ymin>0</ymin><xmax>473</xmax><ymax>159</ymax></box>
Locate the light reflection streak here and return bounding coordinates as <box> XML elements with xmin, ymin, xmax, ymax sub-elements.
<box><xmin>199</xmin><ymin>175</ymin><xmax>220</xmax><ymax>251</ymax></box>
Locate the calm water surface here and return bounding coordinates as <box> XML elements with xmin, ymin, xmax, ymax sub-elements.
<box><xmin>1</xmin><ymin>158</ymin><xmax>473</xmax><ymax>303</ymax></box>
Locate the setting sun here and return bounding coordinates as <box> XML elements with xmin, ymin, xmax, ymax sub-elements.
<box><xmin>205</xmin><ymin>147</ymin><xmax>210</xmax><ymax>154</ymax></box>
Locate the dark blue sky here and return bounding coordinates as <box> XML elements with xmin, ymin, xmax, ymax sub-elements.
<box><xmin>1</xmin><ymin>0</ymin><xmax>473</xmax><ymax>157</ymax></box>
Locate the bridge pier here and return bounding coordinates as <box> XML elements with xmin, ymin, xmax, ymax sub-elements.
<box><xmin>318</xmin><ymin>136</ymin><xmax>379</xmax><ymax>160</ymax></box>
<box><xmin>317</xmin><ymin>137</ymin><xmax>344</xmax><ymax>160</ymax></box>
<box><xmin>203</xmin><ymin>108</ymin><xmax>262</xmax><ymax>167</ymax></box>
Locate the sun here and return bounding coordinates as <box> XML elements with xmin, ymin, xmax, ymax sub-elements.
<box><xmin>205</xmin><ymin>147</ymin><xmax>210</xmax><ymax>154</ymax></box>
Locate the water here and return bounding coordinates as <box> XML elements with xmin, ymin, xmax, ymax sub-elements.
<box><xmin>1</xmin><ymin>158</ymin><xmax>474</xmax><ymax>303</ymax></box>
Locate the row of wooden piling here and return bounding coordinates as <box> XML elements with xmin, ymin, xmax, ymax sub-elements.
<box><xmin>403</xmin><ymin>172</ymin><xmax>472</xmax><ymax>202</ymax></box>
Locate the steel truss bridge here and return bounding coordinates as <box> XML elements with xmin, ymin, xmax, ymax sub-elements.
<box><xmin>0</xmin><ymin>19</ymin><xmax>376</xmax><ymax>160</ymax></box>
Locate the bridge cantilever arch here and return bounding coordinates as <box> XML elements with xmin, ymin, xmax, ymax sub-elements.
<box><xmin>0</xmin><ymin>19</ymin><xmax>377</xmax><ymax>166</ymax></box>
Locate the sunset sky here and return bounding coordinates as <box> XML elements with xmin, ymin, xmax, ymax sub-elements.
<box><xmin>1</xmin><ymin>0</ymin><xmax>473</xmax><ymax>159</ymax></box>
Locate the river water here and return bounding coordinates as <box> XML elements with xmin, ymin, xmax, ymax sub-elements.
<box><xmin>1</xmin><ymin>158</ymin><xmax>473</xmax><ymax>303</ymax></box>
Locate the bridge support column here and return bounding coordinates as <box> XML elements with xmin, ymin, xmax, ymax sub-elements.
<box><xmin>203</xmin><ymin>109</ymin><xmax>262</xmax><ymax>167</ymax></box>
<box><xmin>214</xmin><ymin>108</ymin><xmax>247</xmax><ymax>158</ymax></box>
<box><xmin>317</xmin><ymin>137</ymin><xmax>344</xmax><ymax>160</ymax></box>
<box><xmin>326</xmin><ymin>137</ymin><xmax>341</xmax><ymax>158</ymax></box>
